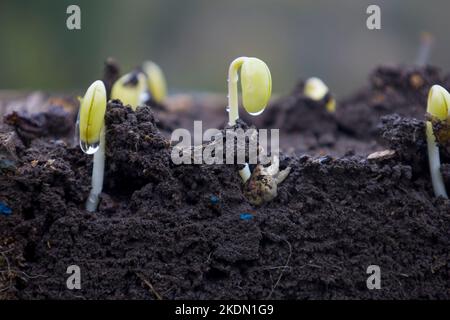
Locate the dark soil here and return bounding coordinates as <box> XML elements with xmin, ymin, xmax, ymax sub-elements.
<box><xmin>337</xmin><ymin>65</ymin><xmax>450</xmax><ymax>139</ymax></box>
<box><xmin>0</xmin><ymin>65</ymin><xmax>449</xmax><ymax>300</ymax></box>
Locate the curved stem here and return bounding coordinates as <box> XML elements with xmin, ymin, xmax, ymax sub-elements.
<box><xmin>228</xmin><ymin>57</ymin><xmax>247</xmax><ymax>126</ymax></box>
<box><xmin>228</xmin><ymin>57</ymin><xmax>252</xmax><ymax>183</ymax></box>
<box><xmin>426</xmin><ymin>121</ymin><xmax>448</xmax><ymax>198</ymax></box>
<box><xmin>86</xmin><ymin>126</ymin><xmax>106</xmax><ymax>212</ymax></box>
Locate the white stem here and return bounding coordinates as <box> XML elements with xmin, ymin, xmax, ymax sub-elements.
<box><xmin>86</xmin><ymin>126</ymin><xmax>106</xmax><ymax>212</ymax></box>
<box><xmin>239</xmin><ymin>164</ymin><xmax>251</xmax><ymax>183</ymax></box>
<box><xmin>416</xmin><ymin>33</ymin><xmax>433</xmax><ymax>67</ymax></box>
<box><xmin>228</xmin><ymin>57</ymin><xmax>246</xmax><ymax>126</ymax></box>
<box><xmin>426</xmin><ymin>121</ymin><xmax>448</xmax><ymax>198</ymax></box>
<box><xmin>228</xmin><ymin>58</ymin><xmax>253</xmax><ymax>183</ymax></box>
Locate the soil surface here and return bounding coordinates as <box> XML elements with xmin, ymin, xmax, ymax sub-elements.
<box><xmin>0</xmin><ymin>65</ymin><xmax>449</xmax><ymax>300</ymax></box>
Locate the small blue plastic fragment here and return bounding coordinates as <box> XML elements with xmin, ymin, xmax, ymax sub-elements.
<box><xmin>0</xmin><ymin>202</ymin><xmax>12</xmax><ymax>216</ymax></box>
<box><xmin>240</xmin><ymin>213</ymin><xmax>253</xmax><ymax>220</ymax></box>
<box><xmin>210</xmin><ymin>195</ymin><xmax>219</xmax><ymax>205</ymax></box>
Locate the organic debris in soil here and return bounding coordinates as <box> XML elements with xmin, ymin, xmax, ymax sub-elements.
<box><xmin>3</xmin><ymin>96</ymin><xmax>78</xmax><ymax>145</ymax></box>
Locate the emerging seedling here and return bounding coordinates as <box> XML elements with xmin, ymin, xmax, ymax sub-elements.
<box><xmin>227</xmin><ymin>57</ymin><xmax>272</xmax><ymax>182</ymax></box>
<box><xmin>303</xmin><ymin>77</ymin><xmax>336</xmax><ymax>113</ymax></box>
<box><xmin>142</xmin><ymin>61</ymin><xmax>168</xmax><ymax>104</ymax></box>
<box><xmin>79</xmin><ymin>80</ymin><xmax>107</xmax><ymax>212</ymax></box>
<box><xmin>426</xmin><ymin>85</ymin><xmax>449</xmax><ymax>198</ymax></box>
<box><xmin>228</xmin><ymin>57</ymin><xmax>271</xmax><ymax>126</ymax></box>
<box><xmin>111</xmin><ymin>71</ymin><xmax>148</xmax><ymax>110</ymax></box>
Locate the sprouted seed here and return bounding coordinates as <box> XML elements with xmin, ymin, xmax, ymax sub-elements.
<box><xmin>142</xmin><ymin>61</ymin><xmax>168</xmax><ymax>104</ymax></box>
<box><xmin>304</xmin><ymin>77</ymin><xmax>336</xmax><ymax>113</ymax></box>
<box><xmin>226</xmin><ymin>56</ymin><xmax>272</xmax><ymax>183</ymax></box>
<box><xmin>426</xmin><ymin>84</ymin><xmax>449</xmax><ymax>198</ymax></box>
<box><xmin>78</xmin><ymin>80</ymin><xmax>107</xmax><ymax>212</ymax></box>
<box><xmin>111</xmin><ymin>72</ymin><xmax>148</xmax><ymax>110</ymax></box>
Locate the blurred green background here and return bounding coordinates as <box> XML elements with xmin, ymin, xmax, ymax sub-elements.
<box><xmin>0</xmin><ymin>0</ymin><xmax>449</xmax><ymax>97</ymax></box>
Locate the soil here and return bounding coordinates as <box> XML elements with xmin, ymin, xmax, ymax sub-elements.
<box><xmin>0</xmin><ymin>65</ymin><xmax>449</xmax><ymax>300</ymax></box>
<box><xmin>337</xmin><ymin>65</ymin><xmax>449</xmax><ymax>139</ymax></box>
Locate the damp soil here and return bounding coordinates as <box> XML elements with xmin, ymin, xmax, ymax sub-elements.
<box><xmin>0</xmin><ymin>65</ymin><xmax>449</xmax><ymax>300</ymax></box>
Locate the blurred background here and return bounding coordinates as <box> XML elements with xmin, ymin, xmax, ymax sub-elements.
<box><xmin>0</xmin><ymin>0</ymin><xmax>449</xmax><ymax>97</ymax></box>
